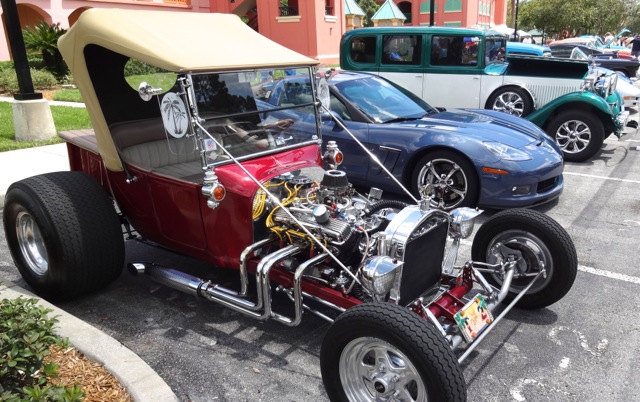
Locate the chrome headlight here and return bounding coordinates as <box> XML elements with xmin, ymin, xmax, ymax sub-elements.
<box><xmin>609</xmin><ymin>73</ymin><xmax>618</xmax><ymax>95</ymax></box>
<box><xmin>449</xmin><ymin>207</ymin><xmax>483</xmax><ymax>239</ymax></box>
<box><xmin>596</xmin><ymin>73</ymin><xmax>618</xmax><ymax>97</ymax></box>
<box><xmin>361</xmin><ymin>256</ymin><xmax>402</xmax><ymax>299</ymax></box>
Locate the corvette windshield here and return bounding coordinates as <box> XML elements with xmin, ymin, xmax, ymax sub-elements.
<box><xmin>335</xmin><ymin>76</ymin><xmax>435</xmax><ymax>123</ymax></box>
<box><xmin>188</xmin><ymin>68</ymin><xmax>320</xmax><ymax>164</ymax></box>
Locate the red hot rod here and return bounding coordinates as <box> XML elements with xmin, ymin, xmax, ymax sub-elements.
<box><xmin>2</xmin><ymin>9</ymin><xmax>577</xmax><ymax>402</ymax></box>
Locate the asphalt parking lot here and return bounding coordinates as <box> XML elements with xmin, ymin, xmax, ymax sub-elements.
<box><xmin>1</xmin><ymin>110</ymin><xmax>639</xmax><ymax>402</ymax></box>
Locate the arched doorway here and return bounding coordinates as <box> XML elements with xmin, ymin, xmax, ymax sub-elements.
<box><xmin>397</xmin><ymin>1</ymin><xmax>412</xmax><ymax>24</ymax></box>
<box><xmin>69</xmin><ymin>7</ymin><xmax>91</xmax><ymax>27</ymax></box>
<box><xmin>1</xmin><ymin>4</ymin><xmax>49</xmax><ymax>60</ymax></box>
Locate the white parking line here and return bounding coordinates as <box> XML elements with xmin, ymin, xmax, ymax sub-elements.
<box><xmin>563</xmin><ymin>171</ymin><xmax>640</xmax><ymax>184</ymax></box>
<box><xmin>579</xmin><ymin>265</ymin><xmax>640</xmax><ymax>285</ymax></box>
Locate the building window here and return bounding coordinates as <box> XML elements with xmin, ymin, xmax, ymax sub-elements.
<box><xmin>420</xmin><ymin>1</ymin><xmax>437</xmax><ymax>13</ymax></box>
<box><xmin>325</xmin><ymin>0</ymin><xmax>334</xmax><ymax>16</ymax></box>
<box><xmin>444</xmin><ymin>0</ymin><xmax>462</xmax><ymax>12</ymax></box>
<box><xmin>280</xmin><ymin>0</ymin><xmax>299</xmax><ymax>16</ymax></box>
<box><xmin>382</xmin><ymin>35</ymin><xmax>422</xmax><ymax>65</ymax></box>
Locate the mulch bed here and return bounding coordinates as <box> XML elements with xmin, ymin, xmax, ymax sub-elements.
<box><xmin>47</xmin><ymin>344</ymin><xmax>133</xmax><ymax>402</ymax></box>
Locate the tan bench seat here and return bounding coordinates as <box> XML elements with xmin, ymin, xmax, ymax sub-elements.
<box><xmin>110</xmin><ymin>119</ymin><xmax>204</xmax><ymax>182</ymax></box>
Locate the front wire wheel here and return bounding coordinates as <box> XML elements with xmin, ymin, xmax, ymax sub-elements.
<box><xmin>547</xmin><ymin>110</ymin><xmax>604</xmax><ymax>162</ymax></box>
<box><xmin>488</xmin><ymin>88</ymin><xmax>533</xmax><ymax>117</ymax></box>
<box><xmin>471</xmin><ymin>209</ymin><xmax>577</xmax><ymax>309</ymax></box>
<box><xmin>321</xmin><ymin>303</ymin><xmax>466</xmax><ymax>402</ymax></box>
<box><xmin>411</xmin><ymin>151</ymin><xmax>478</xmax><ymax>210</ymax></box>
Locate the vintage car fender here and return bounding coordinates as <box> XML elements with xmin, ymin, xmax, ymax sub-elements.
<box><xmin>525</xmin><ymin>90</ymin><xmax>619</xmax><ymax>130</ymax></box>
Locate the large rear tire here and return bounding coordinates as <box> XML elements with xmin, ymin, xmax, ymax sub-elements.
<box><xmin>471</xmin><ymin>209</ymin><xmax>577</xmax><ymax>309</ymax></box>
<box><xmin>3</xmin><ymin>172</ymin><xmax>125</xmax><ymax>301</ymax></box>
<box><xmin>320</xmin><ymin>302</ymin><xmax>466</xmax><ymax>402</ymax></box>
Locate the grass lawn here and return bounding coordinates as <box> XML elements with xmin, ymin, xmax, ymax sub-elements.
<box><xmin>52</xmin><ymin>89</ymin><xmax>84</xmax><ymax>103</ymax></box>
<box><xmin>0</xmin><ymin>102</ymin><xmax>91</xmax><ymax>152</ymax></box>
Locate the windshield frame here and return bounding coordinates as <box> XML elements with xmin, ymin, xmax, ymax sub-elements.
<box><xmin>184</xmin><ymin>67</ymin><xmax>322</xmax><ymax>167</ymax></box>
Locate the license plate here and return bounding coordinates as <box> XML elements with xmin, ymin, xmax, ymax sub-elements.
<box><xmin>454</xmin><ymin>294</ymin><xmax>493</xmax><ymax>343</ymax></box>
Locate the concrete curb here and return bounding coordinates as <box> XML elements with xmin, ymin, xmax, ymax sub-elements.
<box><xmin>0</xmin><ymin>282</ymin><xmax>180</xmax><ymax>402</ymax></box>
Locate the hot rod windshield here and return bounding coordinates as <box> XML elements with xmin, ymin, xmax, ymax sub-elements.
<box><xmin>187</xmin><ymin>68</ymin><xmax>321</xmax><ymax>164</ymax></box>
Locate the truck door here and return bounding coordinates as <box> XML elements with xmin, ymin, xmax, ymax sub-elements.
<box><xmin>422</xmin><ymin>35</ymin><xmax>483</xmax><ymax>109</ymax></box>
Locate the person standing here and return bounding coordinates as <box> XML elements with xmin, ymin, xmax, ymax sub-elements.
<box><xmin>604</xmin><ymin>32</ymin><xmax>614</xmax><ymax>43</ymax></box>
<box><xmin>630</xmin><ymin>34</ymin><xmax>640</xmax><ymax>58</ymax></box>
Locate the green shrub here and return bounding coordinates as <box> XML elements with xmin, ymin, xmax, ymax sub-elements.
<box><xmin>0</xmin><ymin>69</ymin><xmax>19</xmax><ymax>93</ymax></box>
<box><xmin>0</xmin><ymin>68</ymin><xmax>58</xmax><ymax>93</ymax></box>
<box><xmin>0</xmin><ymin>297</ymin><xmax>84</xmax><ymax>401</ymax></box>
<box><xmin>22</xmin><ymin>21</ymin><xmax>68</xmax><ymax>78</ymax></box>
<box><xmin>124</xmin><ymin>58</ymin><xmax>163</xmax><ymax>77</ymax></box>
<box><xmin>27</xmin><ymin>54</ymin><xmax>47</xmax><ymax>71</ymax></box>
<box><xmin>31</xmin><ymin>69</ymin><xmax>58</xmax><ymax>90</ymax></box>
<box><xmin>0</xmin><ymin>61</ymin><xmax>14</xmax><ymax>72</ymax></box>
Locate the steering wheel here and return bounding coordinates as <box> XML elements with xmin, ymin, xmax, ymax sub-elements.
<box><xmin>263</xmin><ymin>119</ymin><xmax>294</xmax><ymax>130</ymax></box>
<box><xmin>260</xmin><ymin>119</ymin><xmax>294</xmax><ymax>148</ymax></box>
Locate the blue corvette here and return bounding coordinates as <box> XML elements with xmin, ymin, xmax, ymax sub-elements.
<box><xmin>265</xmin><ymin>72</ymin><xmax>564</xmax><ymax>210</ymax></box>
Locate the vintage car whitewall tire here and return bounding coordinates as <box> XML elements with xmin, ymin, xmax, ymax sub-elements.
<box><xmin>320</xmin><ymin>302</ymin><xmax>466</xmax><ymax>402</ymax></box>
<box><xmin>471</xmin><ymin>209</ymin><xmax>577</xmax><ymax>309</ymax></box>
<box><xmin>411</xmin><ymin>150</ymin><xmax>478</xmax><ymax>210</ymax></box>
<box><xmin>3</xmin><ymin>172</ymin><xmax>125</xmax><ymax>301</ymax></box>
<box><xmin>487</xmin><ymin>87</ymin><xmax>534</xmax><ymax>117</ymax></box>
<box><xmin>546</xmin><ymin>109</ymin><xmax>605</xmax><ymax>162</ymax></box>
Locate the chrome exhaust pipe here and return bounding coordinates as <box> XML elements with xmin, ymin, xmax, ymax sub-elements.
<box><xmin>258</xmin><ymin>244</ymin><xmax>303</xmax><ymax>320</ymax></box>
<box><xmin>272</xmin><ymin>252</ymin><xmax>329</xmax><ymax>326</ymax></box>
<box><xmin>127</xmin><ymin>243</ymin><xmax>306</xmax><ymax>323</ymax></box>
<box><xmin>239</xmin><ymin>238</ymin><xmax>276</xmax><ymax>296</ymax></box>
<box><xmin>127</xmin><ymin>262</ymin><xmax>263</xmax><ymax>318</ymax></box>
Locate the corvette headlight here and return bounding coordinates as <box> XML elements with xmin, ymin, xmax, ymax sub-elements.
<box><xmin>482</xmin><ymin>141</ymin><xmax>531</xmax><ymax>161</ymax></box>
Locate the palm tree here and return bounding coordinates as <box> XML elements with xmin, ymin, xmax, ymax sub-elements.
<box><xmin>162</xmin><ymin>96</ymin><xmax>187</xmax><ymax>135</ymax></box>
<box><xmin>22</xmin><ymin>21</ymin><xmax>68</xmax><ymax>78</ymax></box>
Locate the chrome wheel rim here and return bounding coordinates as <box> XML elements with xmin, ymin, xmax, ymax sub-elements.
<box><xmin>554</xmin><ymin>119</ymin><xmax>591</xmax><ymax>154</ymax></box>
<box><xmin>492</xmin><ymin>91</ymin><xmax>525</xmax><ymax>116</ymax></box>
<box><xmin>485</xmin><ymin>229</ymin><xmax>553</xmax><ymax>294</ymax></box>
<box><xmin>339</xmin><ymin>337</ymin><xmax>427</xmax><ymax>402</ymax></box>
<box><xmin>15</xmin><ymin>210</ymin><xmax>49</xmax><ymax>276</ymax></box>
<box><xmin>417</xmin><ymin>158</ymin><xmax>467</xmax><ymax>210</ymax></box>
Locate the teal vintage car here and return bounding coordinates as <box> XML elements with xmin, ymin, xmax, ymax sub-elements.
<box><xmin>340</xmin><ymin>26</ymin><xmax>637</xmax><ymax>162</ymax></box>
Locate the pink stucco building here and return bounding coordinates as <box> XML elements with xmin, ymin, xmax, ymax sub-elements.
<box><xmin>1</xmin><ymin>0</ymin><xmax>507</xmax><ymax>65</ymax></box>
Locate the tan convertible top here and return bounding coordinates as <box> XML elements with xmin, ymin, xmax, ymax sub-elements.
<box><xmin>59</xmin><ymin>9</ymin><xmax>317</xmax><ymax>73</ymax></box>
<box><xmin>58</xmin><ymin>8</ymin><xmax>318</xmax><ymax>171</ymax></box>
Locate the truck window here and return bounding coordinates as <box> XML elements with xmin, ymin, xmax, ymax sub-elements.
<box><xmin>382</xmin><ymin>35</ymin><xmax>422</xmax><ymax>65</ymax></box>
<box><xmin>431</xmin><ymin>36</ymin><xmax>479</xmax><ymax>66</ymax></box>
<box><xmin>349</xmin><ymin>36</ymin><xmax>376</xmax><ymax>63</ymax></box>
<box><xmin>486</xmin><ymin>38</ymin><xmax>506</xmax><ymax>63</ymax></box>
